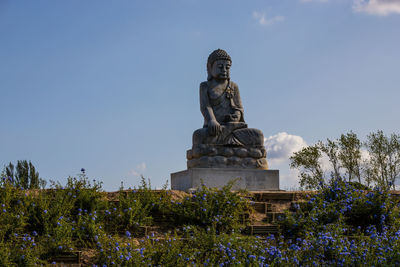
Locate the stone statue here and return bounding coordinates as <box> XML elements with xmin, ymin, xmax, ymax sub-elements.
<box><xmin>187</xmin><ymin>49</ymin><xmax>268</xmax><ymax>169</ymax></box>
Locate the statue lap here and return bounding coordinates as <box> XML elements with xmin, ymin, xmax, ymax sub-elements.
<box><xmin>192</xmin><ymin>127</ymin><xmax>264</xmax><ymax>146</ymax></box>
<box><xmin>189</xmin><ymin>125</ymin><xmax>267</xmax><ymax>169</ymax></box>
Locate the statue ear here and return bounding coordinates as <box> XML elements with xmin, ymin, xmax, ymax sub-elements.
<box><xmin>207</xmin><ymin>63</ymin><xmax>212</xmax><ymax>80</ymax></box>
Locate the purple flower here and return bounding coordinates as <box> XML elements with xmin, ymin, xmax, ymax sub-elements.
<box><xmin>126</xmin><ymin>231</ymin><xmax>131</xmax><ymax>238</ymax></box>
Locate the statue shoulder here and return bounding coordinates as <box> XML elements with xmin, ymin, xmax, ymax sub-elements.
<box><xmin>199</xmin><ymin>81</ymin><xmax>209</xmax><ymax>93</ymax></box>
<box><xmin>230</xmin><ymin>81</ymin><xmax>239</xmax><ymax>89</ymax></box>
<box><xmin>200</xmin><ymin>81</ymin><xmax>209</xmax><ymax>89</ymax></box>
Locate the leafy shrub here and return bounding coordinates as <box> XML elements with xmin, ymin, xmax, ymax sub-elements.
<box><xmin>3</xmin><ymin>172</ymin><xmax>400</xmax><ymax>266</ymax></box>
<box><xmin>103</xmin><ymin>177</ymin><xmax>172</xmax><ymax>235</ymax></box>
<box><xmin>279</xmin><ymin>179</ymin><xmax>399</xmax><ymax>238</ymax></box>
<box><xmin>171</xmin><ymin>180</ymin><xmax>251</xmax><ymax>233</ymax></box>
<box><xmin>0</xmin><ymin>182</ymin><xmax>29</xmax><ymax>241</ymax></box>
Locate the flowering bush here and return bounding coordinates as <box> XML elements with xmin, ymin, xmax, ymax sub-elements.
<box><xmin>2</xmin><ymin>173</ymin><xmax>400</xmax><ymax>266</ymax></box>
<box><xmin>102</xmin><ymin>177</ymin><xmax>174</xmax><ymax>235</ymax></box>
<box><xmin>94</xmin><ymin>226</ymin><xmax>400</xmax><ymax>266</ymax></box>
<box><xmin>171</xmin><ymin>181</ymin><xmax>251</xmax><ymax>233</ymax></box>
<box><xmin>279</xmin><ymin>179</ymin><xmax>399</xmax><ymax>239</ymax></box>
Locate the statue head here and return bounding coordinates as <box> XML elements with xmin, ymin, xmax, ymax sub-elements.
<box><xmin>207</xmin><ymin>49</ymin><xmax>232</xmax><ymax>81</ymax></box>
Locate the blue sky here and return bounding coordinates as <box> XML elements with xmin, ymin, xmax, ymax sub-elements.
<box><xmin>1</xmin><ymin>0</ymin><xmax>399</xmax><ymax>190</ymax></box>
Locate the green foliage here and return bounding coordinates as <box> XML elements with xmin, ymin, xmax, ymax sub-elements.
<box><xmin>0</xmin><ymin>170</ymin><xmax>108</xmax><ymax>264</ymax></box>
<box><xmin>319</xmin><ymin>138</ymin><xmax>340</xmax><ymax>180</ymax></box>
<box><xmin>3</xmin><ymin>162</ymin><xmax>400</xmax><ymax>265</ymax></box>
<box><xmin>3</xmin><ymin>160</ymin><xmax>46</xmax><ymax>189</ymax></box>
<box><xmin>338</xmin><ymin>131</ymin><xmax>362</xmax><ymax>183</ymax></box>
<box><xmin>278</xmin><ymin>180</ymin><xmax>399</xmax><ymax>238</ymax></box>
<box><xmin>102</xmin><ymin>176</ymin><xmax>173</xmax><ymax>235</ymax></box>
<box><xmin>0</xmin><ymin>182</ymin><xmax>29</xmax><ymax>241</ymax></box>
<box><xmin>95</xmin><ymin>226</ymin><xmax>273</xmax><ymax>266</ymax></box>
<box><xmin>366</xmin><ymin>130</ymin><xmax>400</xmax><ymax>190</ymax></box>
<box><xmin>0</xmin><ymin>244</ymin><xmax>14</xmax><ymax>266</ymax></box>
<box><xmin>290</xmin><ymin>130</ymin><xmax>400</xmax><ymax>190</ymax></box>
<box><xmin>172</xmin><ymin>180</ymin><xmax>251</xmax><ymax>233</ymax></box>
<box><xmin>0</xmin><ymin>172</ymin><xmax>255</xmax><ymax>265</ymax></box>
<box><xmin>290</xmin><ymin>145</ymin><xmax>324</xmax><ymax>190</ymax></box>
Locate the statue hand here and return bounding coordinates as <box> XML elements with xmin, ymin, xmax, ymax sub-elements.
<box><xmin>208</xmin><ymin>120</ymin><xmax>221</xmax><ymax>136</ymax></box>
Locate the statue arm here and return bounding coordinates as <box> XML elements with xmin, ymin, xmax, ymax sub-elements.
<box><xmin>200</xmin><ymin>82</ymin><xmax>217</xmax><ymax>124</ymax></box>
<box><xmin>200</xmin><ymin>82</ymin><xmax>220</xmax><ymax>136</ymax></box>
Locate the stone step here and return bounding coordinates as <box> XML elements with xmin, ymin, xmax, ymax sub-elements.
<box><xmin>265</xmin><ymin>212</ymin><xmax>285</xmax><ymax>223</ymax></box>
<box><xmin>49</xmin><ymin>251</ymin><xmax>81</xmax><ymax>265</ymax></box>
<box><xmin>250</xmin><ymin>202</ymin><xmax>274</xmax><ymax>213</ymax></box>
<box><xmin>251</xmin><ymin>202</ymin><xmax>266</xmax><ymax>213</ymax></box>
<box><xmin>250</xmin><ymin>191</ymin><xmax>314</xmax><ymax>201</ymax></box>
<box><xmin>251</xmin><ymin>192</ymin><xmax>295</xmax><ymax>201</ymax></box>
<box><xmin>152</xmin><ymin>212</ymin><xmax>251</xmax><ymax>224</ymax></box>
<box><xmin>244</xmin><ymin>225</ymin><xmax>279</xmax><ymax>235</ymax></box>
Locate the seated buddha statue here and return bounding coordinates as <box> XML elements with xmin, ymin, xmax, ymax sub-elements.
<box><xmin>193</xmin><ymin>49</ymin><xmax>264</xmax><ymax>147</ymax></box>
<box><xmin>189</xmin><ymin>49</ymin><xmax>268</xmax><ymax>169</ymax></box>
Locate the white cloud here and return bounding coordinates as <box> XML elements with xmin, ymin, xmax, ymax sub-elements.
<box><xmin>253</xmin><ymin>11</ymin><xmax>285</xmax><ymax>26</ymax></box>
<box><xmin>353</xmin><ymin>0</ymin><xmax>400</xmax><ymax>16</ymax></box>
<box><xmin>264</xmin><ymin>132</ymin><xmax>308</xmax><ymax>165</ymax></box>
<box><xmin>129</xmin><ymin>162</ymin><xmax>146</xmax><ymax>177</ymax></box>
<box><xmin>264</xmin><ymin>132</ymin><xmax>308</xmax><ymax>189</ymax></box>
<box><xmin>360</xmin><ymin>149</ymin><xmax>371</xmax><ymax>161</ymax></box>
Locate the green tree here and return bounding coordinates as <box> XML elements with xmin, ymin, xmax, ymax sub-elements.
<box><xmin>290</xmin><ymin>145</ymin><xmax>324</xmax><ymax>190</ymax></box>
<box><xmin>4</xmin><ymin>160</ymin><xmax>45</xmax><ymax>189</ymax></box>
<box><xmin>319</xmin><ymin>139</ymin><xmax>341</xmax><ymax>181</ymax></box>
<box><xmin>291</xmin><ymin>130</ymin><xmax>400</xmax><ymax>190</ymax></box>
<box><xmin>338</xmin><ymin>132</ymin><xmax>362</xmax><ymax>183</ymax></box>
<box><xmin>365</xmin><ymin>131</ymin><xmax>400</xmax><ymax>190</ymax></box>
<box><xmin>290</xmin><ymin>132</ymin><xmax>363</xmax><ymax>189</ymax></box>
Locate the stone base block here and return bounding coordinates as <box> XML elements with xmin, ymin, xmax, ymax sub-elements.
<box><xmin>171</xmin><ymin>168</ymin><xmax>279</xmax><ymax>191</ymax></box>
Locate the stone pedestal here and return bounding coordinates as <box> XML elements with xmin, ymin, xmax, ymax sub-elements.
<box><xmin>171</xmin><ymin>168</ymin><xmax>279</xmax><ymax>191</ymax></box>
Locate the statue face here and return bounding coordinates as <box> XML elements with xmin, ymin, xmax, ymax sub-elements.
<box><xmin>210</xmin><ymin>59</ymin><xmax>231</xmax><ymax>80</ymax></box>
